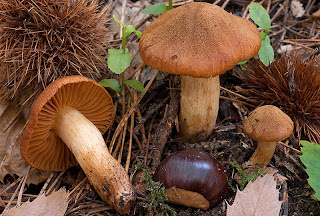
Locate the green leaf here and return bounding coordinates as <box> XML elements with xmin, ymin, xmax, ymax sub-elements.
<box><xmin>141</xmin><ymin>3</ymin><xmax>168</xmax><ymax>15</ymax></box>
<box><xmin>135</xmin><ymin>30</ymin><xmax>142</xmax><ymax>39</ymax></box>
<box><xmin>258</xmin><ymin>36</ymin><xmax>274</xmax><ymax>66</ymax></box>
<box><xmin>300</xmin><ymin>141</ymin><xmax>320</xmax><ymax>200</ymax></box>
<box><xmin>99</xmin><ymin>79</ymin><xmax>121</xmax><ymax>93</ymax></box>
<box><xmin>113</xmin><ymin>15</ymin><xmax>124</xmax><ymax>26</ymax></box>
<box><xmin>123</xmin><ymin>25</ymin><xmax>141</xmax><ymax>38</ymax></box>
<box><xmin>237</xmin><ymin>60</ymin><xmax>248</xmax><ymax>70</ymax></box>
<box><xmin>260</xmin><ymin>31</ymin><xmax>268</xmax><ymax>40</ymax></box>
<box><xmin>125</xmin><ymin>80</ymin><xmax>146</xmax><ymax>92</ymax></box>
<box><xmin>124</xmin><ymin>25</ymin><xmax>136</xmax><ymax>37</ymax></box>
<box><xmin>249</xmin><ymin>3</ymin><xmax>271</xmax><ymax>31</ymax></box>
<box><xmin>107</xmin><ymin>49</ymin><xmax>131</xmax><ymax>74</ymax></box>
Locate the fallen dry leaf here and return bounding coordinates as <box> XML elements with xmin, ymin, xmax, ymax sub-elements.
<box><xmin>0</xmin><ymin>100</ymin><xmax>52</xmax><ymax>185</ymax></box>
<box><xmin>227</xmin><ymin>174</ymin><xmax>283</xmax><ymax>216</ymax></box>
<box><xmin>4</xmin><ymin>189</ymin><xmax>69</xmax><ymax>216</ymax></box>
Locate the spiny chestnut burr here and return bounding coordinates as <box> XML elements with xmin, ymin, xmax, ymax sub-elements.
<box><xmin>153</xmin><ymin>150</ymin><xmax>228</xmax><ymax>210</ymax></box>
<box><xmin>0</xmin><ymin>0</ymin><xmax>109</xmax><ymax>105</ymax></box>
<box><xmin>235</xmin><ymin>52</ymin><xmax>320</xmax><ymax>143</ymax></box>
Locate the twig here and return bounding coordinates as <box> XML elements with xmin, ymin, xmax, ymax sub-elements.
<box><xmin>3</xmin><ymin>176</ymin><xmax>24</xmax><ymax>211</ymax></box>
<box><xmin>281</xmin><ymin>40</ymin><xmax>315</xmax><ymax>50</ymax></box>
<box><xmin>145</xmin><ymin>115</ymin><xmax>156</xmax><ymax>165</ymax></box>
<box><xmin>221</xmin><ymin>0</ymin><xmax>231</xmax><ymax>9</ymax></box>
<box><xmin>112</xmin><ymin>129</ymin><xmax>123</xmax><ymax>157</ymax></box>
<box><xmin>109</xmin><ymin>71</ymin><xmax>159</xmax><ymax>152</ymax></box>
<box><xmin>17</xmin><ymin>166</ymin><xmax>30</xmax><ymax>206</ymax></box>
<box><xmin>135</xmin><ymin>108</ymin><xmax>147</xmax><ymax>151</ymax></box>
<box><xmin>213</xmin><ymin>0</ymin><xmax>222</xmax><ymax>5</ymax></box>
<box><xmin>220</xmin><ymin>86</ymin><xmax>257</xmax><ymax>103</ymax></box>
<box><xmin>278</xmin><ymin>141</ymin><xmax>302</xmax><ymax>154</ymax></box>
<box><xmin>134</xmin><ymin>96</ymin><xmax>170</xmax><ymax>134</ymax></box>
<box><xmin>219</xmin><ymin>96</ymin><xmax>256</xmax><ymax>108</ymax></box>
<box><xmin>105</xmin><ymin>100</ymin><xmax>118</xmax><ymax>146</ymax></box>
<box><xmin>276</xmin><ymin>143</ymin><xmax>305</xmax><ymax>173</ymax></box>
<box><xmin>125</xmin><ymin>109</ymin><xmax>135</xmax><ymax>172</ymax></box>
<box><xmin>0</xmin><ymin>176</ymin><xmax>23</xmax><ymax>196</ymax></box>
<box><xmin>150</xmin><ymin>88</ymin><xmax>180</xmax><ymax>169</ymax></box>
<box><xmin>39</xmin><ymin>172</ymin><xmax>55</xmax><ymax>195</ymax></box>
<box><xmin>0</xmin><ymin>196</ymin><xmax>6</xmax><ymax>208</ymax></box>
<box><xmin>266</xmin><ymin>0</ymin><xmax>271</xmax><ymax>13</ymax></box>
<box><xmin>117</xmin><ymin>121</ymin><xmax>128</xmax><ymax>162</ymax></box>
<box><xmin>283</xmin><ymin>26</ymin><xmax>309</xmax><ymax>38</ymax></box>
<box><xmin>66</xmin><ymin>191</ymin><xmax>90</xmax><ymax>215</ymax></box>
<box><xmin>270</xmin><ymin>0</ymin><xmax>287</xmax><ymax>22</ymax></box>
<box><xmin>46</xmin><ymin>171</ymin><xmax>66</xmax><ymax>195</ymax></box>
<box><xmin>68</xmin><ymin>177</ymin><xmax>88</xmax><ymax>199</ymax></box>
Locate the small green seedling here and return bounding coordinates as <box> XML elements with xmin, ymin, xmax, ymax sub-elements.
<box><xmin>300</xmin><ymin>141</ymin><xmax>320</xmax><ymax>200</ymax></box>
<box><xmin>249</xmin><ymin>3</ymin><xmax>274</xmax><ymax>66</ymax></box>
<box><xmin>99</xmin><ymin>15</ymin><xmax>145</xmax><ymax>94</ymax></box>
<box><xmin>135</xmin><ymin>163</ymin><xmax>176</xmax><ymax>216</ymax></box>
<box><xmin>230</xmin><ymin>161</ymin><xmax>266</xmax><ymax>190</ymax></box>
<box><xmin>141</xmin><ymin>0</ymin><xmax>172</xmax><ymax>15</ymax></box>
<box><xmin>237</xmin><ymin>60</ymin><xmax>248</xmax><ymax>70</ymax></box>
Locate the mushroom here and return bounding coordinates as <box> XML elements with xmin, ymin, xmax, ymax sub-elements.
<box><xmin>153</xmin><ymin>150</ymin><xmax>228</xmax><ymax>209</ymax></box>
<box><xmin>243</xmin><ymin>105</ymin><xmax>294</xmax><ymax>166</ymax></box>
<box><xmin>20</xmin><ymin>76</ymin><xmax>135</xmax><ymax>214</ymax></box>
<box><xmin>139</xmin><ymin>2</ymin><xmax>261</xmax><ymax>139</ymax></box>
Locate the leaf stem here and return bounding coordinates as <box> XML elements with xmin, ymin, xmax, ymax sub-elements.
<box><xmin>168</xmin><ymin>0</ymin><xmax>172</xmax><ymax>10</ymax></box>
<box><xmin>119</xmin><ymin>71</ymin><xmax>125</xmax><ymax>94</ymax></box>
<box><xmin>122</xmin><ymin>26</ymin><xmax>126</xmax><ymax>53</ymax></box>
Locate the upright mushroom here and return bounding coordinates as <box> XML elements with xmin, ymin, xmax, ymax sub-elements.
<box><xmin>20</xmin><ymin>76</ymin><xmax>135</xmax><ymax>214</ymax></box>
<box><xmin>243</xmin><ymin>105</ymin><xmax>294</xmax><ymax>166</ymax></box>
<box><xmin>139</xmin><ymin>2</ymin><xmax>261</xmax><ymax>139</ymax></box>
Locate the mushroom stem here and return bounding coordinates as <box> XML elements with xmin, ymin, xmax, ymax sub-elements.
<box><xmin>55</xmin><ymin>106</ymin><xmax>135</xmax><ymax>214</ymax></box>
<box><xmin>179</xmin><ymin>75</ymin><xmax>220</xmax><ymax>139</ymax></box>
<box><xmin>249</xmin><ymin>141</ymin><xmax>277</xmax><ymax>166</ymax></box>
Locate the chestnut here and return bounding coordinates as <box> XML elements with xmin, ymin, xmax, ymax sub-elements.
<box><xmin>153</xmin><ymin>150</ymin><xmax>228</xmax><ymax>210</ymax></box>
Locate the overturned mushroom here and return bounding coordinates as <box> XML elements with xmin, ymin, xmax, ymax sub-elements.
<box><xmin>20</xmin><ymin>76</ymin><xmax>135</xmax><ymax>214</ymax></box>
<box><xmin>243</xmin><ymin>105</ymin><xmax>294</xmax><ymax>166</ymax></box>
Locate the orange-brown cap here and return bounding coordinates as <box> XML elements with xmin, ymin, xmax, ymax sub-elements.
<box><xmin>20</xmin><ymin>76</ymin><xmax>114</xmax><ymax>171</ymax></box>
<box><xmin>243</xmin><ymin>105</ymin><xmax>294</xmax><ymax>142</ymax></box>
<box><xmin>139</xmin><ymin>2</ymin><xmax>261</xmax><ymax>78</ymax></box>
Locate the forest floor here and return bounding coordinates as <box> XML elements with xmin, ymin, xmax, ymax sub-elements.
<box><xmin>0</xmin><ymin>0</ymin><xmax>319</xmax><ymax>215</ymax></box>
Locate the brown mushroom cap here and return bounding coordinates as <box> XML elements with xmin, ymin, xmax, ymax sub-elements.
<box><xmin>139</xmin><ymin>2</ymin><xmax>261</xmax><ymax>78</ymax></box>
<box><xmin>20</xmin><ymin>76</ymin><xmax>114</xmax><ymax>171</ymax></box>
<box><xmin>243</xmin><ymin>105</ymin><xmax>294</xmax><ymax>142</ymax></box>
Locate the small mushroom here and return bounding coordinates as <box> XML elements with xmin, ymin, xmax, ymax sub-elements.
<box><xmin>243</xmin><ymin>105</ymin><xmax>294</xmax><ymax>166</ymax></box>
<box><xmin>139</xmin><ymin>2</ymin><xmax>261</xmax><ymax>140</ymax></box>
<box><xmin>20</xmin><ymin>76</ymin><xmax>135</xmax><ymax>214</ymax></box>
<box><xmin>153</xmin><ymin>150</ymin><xmax>228</xmax><ymax>210</ymax></box>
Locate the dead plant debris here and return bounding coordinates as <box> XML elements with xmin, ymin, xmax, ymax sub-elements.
<box><xmin>0</xmin><ymin>0</ymin><xmax>319</xmax><ymax>215</ymax></box>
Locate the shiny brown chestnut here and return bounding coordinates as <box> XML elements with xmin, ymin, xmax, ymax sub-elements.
<box><xmin>154</xmin><ymin>150</ymin><xmax>228</xmax><ymax>209</ymax></box>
